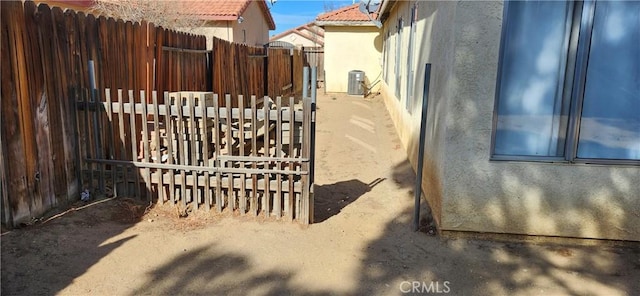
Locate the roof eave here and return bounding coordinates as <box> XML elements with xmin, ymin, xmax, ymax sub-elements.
<box><xmin>255</xmin><ymin>0</ymin><xmax>276</xmax><ymax>30</ymax></box>
<box><xmin>199</xmin><ymin>15</ymin><xmax>237</xmax><ymax>21</ymax></box>
<box><xmin>315</xmin><ymin>21</ymin><xmax>378</xmax><ymax>27</ymax></box>
<box><xmin>376</xmin><ymin>0</ymin><xmax>397</xmax><ymax>24</ymax></box>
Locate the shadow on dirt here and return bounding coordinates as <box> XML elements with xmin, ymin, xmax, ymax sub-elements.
<box><xmin>313</xmin><ymin>178</ymin><xmax>385</xmax><ymax>223</ymax></box>
<box><xmin>349</xmin><ymin>158</ymin><xmax>640</xmax><ymax>295</ymax></box>
<box><xmin>127</xmin><ymin>245</ymin><xmax>332</xmax><ymax>296</ymax></box>
<box><xmin>0</xmin><ymin>198</ymin><xmax>143</xmax><ymax>295</ymax></box>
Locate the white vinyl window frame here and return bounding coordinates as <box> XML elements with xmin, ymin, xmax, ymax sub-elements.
<box><xmin>491</xmin><ymin>0</ymin><xmax>640</xmax><ymax>165</ymax></box>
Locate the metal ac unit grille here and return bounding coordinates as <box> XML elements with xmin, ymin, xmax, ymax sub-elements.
<box><xmin>348</xmin><ymin>70</ymin><xmax>365</xmax><ymax>95</ymax></box>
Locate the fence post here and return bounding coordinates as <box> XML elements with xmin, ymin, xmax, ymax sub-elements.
<box><xmin>309</xmin><ymin>68</ymin><xmax>317</xmax><ymax>223</ymax></box>
<box><xmin>89</xmin><ymin>60</ymin><xmax>105</xmax><ymax>194</ymax></box>
<box><xmin>413</xmin><ymin>63</ymin><xmax>432</xmax><ymax>231</ymax></box>
<box><xmin>310</xmin><ymin>67</ymin><xmax>317</xmax><ymax>185</ymax></box>
<box><xmin>311</xmin><ymin>67</ymin><xmax>317</xmax><ymax>103</ymax></box>
<box><xmin>303</xmin><ymin>66</ymin><xmax>309</xmax><ymax>98</ymax></box>
<box><xmin>289</xmin><ymin>48</ymin><xmax>294</xmax><ymax>97</ymax></box>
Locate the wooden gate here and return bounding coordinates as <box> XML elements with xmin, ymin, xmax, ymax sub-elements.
<box><xmin>77</xmin><ymin>90</ymin><xmax>315</xmax><ymax>224</ymax></box>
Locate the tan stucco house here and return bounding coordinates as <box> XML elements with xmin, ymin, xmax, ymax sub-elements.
<box><xmin>316</xmin><ymin>4</ymin><xmax>382</xmax><ymax>93</ymax></box>
<box><xmin>269</xmin><ymin>22</ymin><xmax>324</xmax><ymax>48</ymax></box>
<box><xmin>33</xmin><ymin>0</ymin><xmax>94</xmax><ymax>12</ymax></box>
<box><xmin>34</xmin><ymin>0</ymin><xmax>276</xmax><ymax>50</ymax></box>
<box><xmin>183</xmin><ymin>0</ymin><xmax>276</xmax><ymax>49</ymax></box>
<box><xmin>376</xmin><ymin>0</ymin><xmax>640</xmax><ymax>241</ymax></box>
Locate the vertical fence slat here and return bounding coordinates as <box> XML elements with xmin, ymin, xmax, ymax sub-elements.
<box><xmin>213</xmin><ymin>94</ymin><xmax>223</xmax><ymax>212</ymax></box>
<box><xmin>164</xmin><ymin>92</ymin><xmax>175</xmax><ymax>204</ymax></box>
<box><xmin>128</xmin><ymin>90</ymin><xmax>141</xmax><ymax>198</ymax></box>
<box><xmin>275</xmin><ymin>96</ymin><xmax>282</xmax><ymax>218</ymax></box>
<box><xmin>28</xmin><ymin>2</ymin><xmax>55</xmax><ymax>210</ymax></box>
<box><xmin>140</xmin><ymin>91</ymin><xmax>151</xmax><ymax>202</ymax></box>
<box><xmin>263</xmin><ymin>96</ymin><xmax>271</xmax><ymax>217</ymax></box>
<box><xmin>201</xmin><ymin>93</ymin><xmax>211</xmax><ymax>210</ymax></box>
<box><xmin>288</xmin><ymin>96</ymin><xmax>295</xmax><ymax>221</ymax></box>
<box><xmin>301</xmin><ymin>98</ymin><xmax>311</xmax><ymax>224</ymax></box>
<box><xmin>225</xmin><ymin>94</ymin><xmax>234</xmax><ymax>211</ymax></box>
<box><xmin>175</xmin><ymin>92</ymin><xmax>187</xmax><ymax>208</ymax></box>
<box><xmin>2</xmin><ymin>1</ymin><xmax>32</xmax><ymax>225</ymax></box>
<box><xmin>238</xmin><ymin>95</ymin><xmax>246</xmax><ymax>215</ymax></box>
<box><xmin>116</xmin><ymin>90</ymin><xmax>128</xmax><ymax>196</ymax></box>
<box><xmin>82</xmin><ymin>89</ymin><xmax>94</xmax><ymax>191</ymax></box>
<box><xmin>187</xmin><ymin>93</ymin><xmax>198</xmax><ymax>209</ymax></box>
<box><xmin>105</xmin><ymin>90</ymin><xmax>118</xmax><ymax>197</ymax></box>
<box><xmin>152</xmin><ymin>91</ymin><xmax>163</xmax><ymax>204</ymax></box>
<box><xmin>53</xmin><ymin>7</ymin><xmax>78</xmax><ymax>204</ymax></box>
<box><xmin>91</xmin><ymin>88</ymin><xmax>106</xmax><ymax>195</ymax></box>
<box><xmin>251</xmin><ymin>95</ymin><xmax>258</xmax><ymax>216</ymax></box>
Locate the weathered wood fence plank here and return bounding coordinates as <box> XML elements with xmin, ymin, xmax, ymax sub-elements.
<box><xmin>1</xmin><ymin>1</ymin><xmax>309</xmax><ymax>227</ymax></box>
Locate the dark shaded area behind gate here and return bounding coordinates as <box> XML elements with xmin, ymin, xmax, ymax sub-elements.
<box><xmin>1</xmin><ymin>1</ymin><xmax>309</xmax><ymax>227</ymax></box>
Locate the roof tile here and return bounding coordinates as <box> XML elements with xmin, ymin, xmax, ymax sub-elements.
<box><xmin>316</xmin><ymin>3</ymin><xmax>377</xmax><ymax>22</ymax></box>
<box><xmin>177</xmin><ymin>0</ymin><xmax>275</xmax><ymax>29</ymax></box>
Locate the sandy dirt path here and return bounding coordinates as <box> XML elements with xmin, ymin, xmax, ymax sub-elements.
<box><xmin>2</xmin><ymin>93</ymin><xmax>639</xmax><ymax>296</ymax></box>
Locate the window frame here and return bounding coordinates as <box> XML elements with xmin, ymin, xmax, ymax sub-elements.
<box><xmin>406</xmin><ymin>3</ymin><xmax>418</xmax><ymax>114</ymax></box>
<box><xmin>395</xmin><ymin>17</ymin><xmax>403</xmax><ymax>101</ymax></box>
<box><xmin>490</xmin><ymin>0</ymin><xmax>639</xmax><ymax>166</ymax></box>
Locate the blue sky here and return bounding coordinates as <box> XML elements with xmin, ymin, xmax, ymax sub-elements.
<box><xmin>268</xmin><ymin>0</ymin><xmax>356</xmax><ymax>36</ymax></box>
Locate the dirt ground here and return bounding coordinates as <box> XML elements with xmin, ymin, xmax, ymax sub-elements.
<box><xmin>2</xmin><ymin>93</ymin><xmax>639</xmax><ymax>296</ymax></box>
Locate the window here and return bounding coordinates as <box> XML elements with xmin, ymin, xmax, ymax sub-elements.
<box><xmin>383</xmin><ymin>30</ymin><xmax>390</xmax><ymax>83</ymax></box>
<box><xmin>395</xmin><ymin>18</ymin><xmax>403</xmax><ymax>100</ymax></box>
<box><xmin>492</xmin><ymin>0</ymin><xmax>640</xmax><ymax>164</ymax></box>
<box><xmin>406</xmin><ymin>3</ymin><xmax>417</xmax><ymax>113</ymax></box>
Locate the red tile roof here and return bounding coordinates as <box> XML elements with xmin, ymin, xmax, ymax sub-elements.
<box><xmin>46</xmin><ymin>0</ymin><xmax>95</xmax><ymax>7</ymax></box>
<box><xmin>36</xmin><ymin>0</ymin><xmax>96</xmax><ymax>10</ymax></box>
<box><xmin>178</xmin><ymin>0</ymin><xmax>275</xmax><ymax>30</ymax></box>
<box><xmin>316</xmin><ymin>3</ymin><xmax>377</xmax><ymax>22</ymax></box>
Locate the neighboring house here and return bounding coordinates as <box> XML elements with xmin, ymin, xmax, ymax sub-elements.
<box><xmin>269</xmin><ymin>22</ymin><xmax>324</xmax><ymax>48</ymax></box>
<box><xmin>316</xmin><ymin>4</ymin><xmax>382</xmax><ymax>93</ymax></box>
<box><xmin>33</xmin><ymin>0</ymin><xmax>94</xmax><ymax>12</ymax></box>
<box><xmin>182</xmin><ymin>0</ymin><xmax>276</xmax><ymax>49</ymax></box>
<box><xmin>33</xmin><ymin>0</ymin><xmax>276</xmax><ymax>50</ymax></box>
<box><xmin>376</xmin><ymin>0</ymin><xmax>640</xmax><ymax>241</ymax></box>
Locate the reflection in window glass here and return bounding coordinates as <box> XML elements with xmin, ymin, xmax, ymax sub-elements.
<box><xmin>494</xmin><ymin>1</ymin><xmax>573</xmax><ymax>157</ymax></box>
<box><xmin>577</xmin><ymin>1</ymin><xmax>640</xmax><ymax>160</ymax></box>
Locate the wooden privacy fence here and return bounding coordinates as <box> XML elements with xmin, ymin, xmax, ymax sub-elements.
<box><xmin>77</xmin><ymin>90</ymin><xmax>315</xmax><ymax>223</ymax></box>
<box><xmin>1</xmin><ymin>1</ymin><xmax>308</xmax><ymax>227</ymax></box>
<box><xmin>211</xmin><ymin>38</ymin><xmax>305</xmax><ymax>107</ymax></box>
<box><xmin>1</xmin><ymin>1</ymin><xmax>207</xmax><ymax>226</ymax></box>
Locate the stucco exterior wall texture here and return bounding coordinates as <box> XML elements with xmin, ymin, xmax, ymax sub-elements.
<box><xmin>324</xmin><ymin>26</ymin><xmax>382</xmax><ymax>93</ymax></box>
<box><xmin>381</xmin><ymin>1</ymin><xmax>640</xmax><ymax>241</ymax></box>
<box><xmin>380</xmin><ymin>0</ymin><xmax>457</xmax><ymax>228</ymax></box>
<box><xmin>190</xmin><ymin>24</ymin><xmax>232</xmax><ymax>50</ymax></box>
<box><xmin>233</xmin><ymin>0</ymin><xmax>270</xmax><ymax>46</ymax></box>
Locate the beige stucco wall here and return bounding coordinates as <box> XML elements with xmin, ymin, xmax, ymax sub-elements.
<box><xmin>233</xmin><ymin>0</ymin><xmax>270</xmax><ymax>46</ymax></box>
<box><xmin>380</xmin><ymin>0</ymin><xmax>457</xmax><ymax>228</ymax></box>
<box><xmin>189</xmin><ymin>22</ymin><xmax>232</xmax><ymax>49</ymax></box>
<box><xmin>323</xmin><ymin>26</ymin><xmax>382</xmax><ymax>93</ymax></box>
<box><xmin>380</xmin><ymin>0</ymin><xmax>640</xmax><ymax>241</ymax></box>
